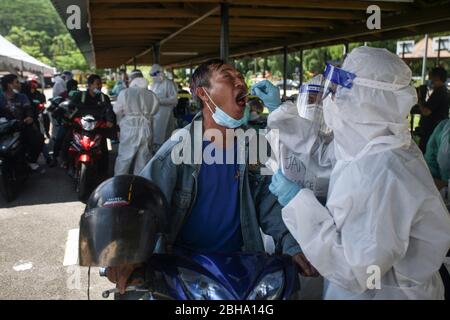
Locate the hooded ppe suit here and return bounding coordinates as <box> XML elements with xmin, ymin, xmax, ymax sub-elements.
<box><xmin>52</xmin><ymin>75</ymin><xmax>67</xmax><ymax>98</ymax></box>
<box><xmin>150</xmin><ymin>64</ymin><xmax>178</xmax><ymax>150</ymax></box>
<box><xmin>114</xmin><ymin>77</ymin><xmax>159</xmax><ymax>175</ymax></box>
<box><xmin>281</xmin><ymin>46</ymin><xmax>450</xmax><ymax>299</ymax></box>
<box><xmin>266</xmin><ymin>101</ymin><xmax>335</xmax><ymax>204</ymax></box>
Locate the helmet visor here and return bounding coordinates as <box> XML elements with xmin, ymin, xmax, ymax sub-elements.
<box><xmin>79</xmin><ymin>207</ymin><xmax>161</xmax><ymax>267</ymax></box>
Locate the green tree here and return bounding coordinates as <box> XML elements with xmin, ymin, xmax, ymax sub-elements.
<box><xmin>0</xmin><ymin>0</ymin><xmax>65</xmax><ymax>38</ymax></box>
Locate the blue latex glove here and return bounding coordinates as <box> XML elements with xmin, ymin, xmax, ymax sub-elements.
<box><xmin>269</xmin><ymin>170</ymin><xmax>302</xmax><ymax>207</ymax></box>
<box><xmin>251</xmin><ymin>80</ymin><xmax>281</xmax><ymax>113</ymax></box>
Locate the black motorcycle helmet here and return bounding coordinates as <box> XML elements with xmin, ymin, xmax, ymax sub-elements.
<box><xmin>79</xmin><ymin>175</ymin><xmax>168</xmax><ymax>267</ymax></box>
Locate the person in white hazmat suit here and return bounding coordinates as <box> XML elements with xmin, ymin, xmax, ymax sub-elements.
<box><xmin>269</xmin><ymin>46</ymin><xmax>450</xmax><ymax>299</ymax></box>
<box><xmin>263</xmin><ymin>76</ymin><xmax>336</xmax><ymax>205</ymax></box>
<box><xmin>113</xmin><ymin>76</ymin><xmax>159</xmax><ymax>175</ymax></box>
<box><xmin>150</xmin><ymin>64</ymin><xmax>178</xmax><ymax>151</ymax></box>
<box><xmin>252</xmin><ymin>79</ymin><xmax>335</xmax><ymax>299</ymax></box>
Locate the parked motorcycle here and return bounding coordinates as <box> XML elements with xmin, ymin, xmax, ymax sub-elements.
<box><xmin>0</xmin><ymin>118</ymin><xmax>29</xmax><ymax>202</ymax></box>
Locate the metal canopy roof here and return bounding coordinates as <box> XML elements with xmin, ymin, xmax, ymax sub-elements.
<box><xmin>51</xmin><ymin>0</ymin><xmax>450</xmax><ymax>69</ymax></box>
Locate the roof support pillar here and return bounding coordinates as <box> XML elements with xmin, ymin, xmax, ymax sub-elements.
<box><xmin>436</xmin><ymin>37</ymin><xmax>442</xmax><ymax>66</ymax></box>
<box><xmin>343</xmin><ymin>42</ymin><xmax>349</xmax><ymax>58</ymax></box>
<box><xmin>421</xmin><ymin>34</ymin><xmax>429</xmax><ymax>84</ymax></box>
<box><xmin>220</xmin><ymin>3</ymin><xmax>230</xmax><ymax>63</ymax></box>
<box><xmin>299</xmin><ymin>49</ymin><xmax>304</xmax><ymax>87</ymax></box>
<box><xmin>153</xmin><ymin>44</ymin><xmax>160</xmax><ymax>65</ymax></box>
<box><xmin>283</xmin><ymin>46</ymin><xmax>288</xmax><ymax>98</ymax></box>
<box><xmin>263</xmin><ymin>56</ymin><xmax>268</xmax><ymax>78</ymax></box>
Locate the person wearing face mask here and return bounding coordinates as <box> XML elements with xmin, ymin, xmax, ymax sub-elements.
<box><xmin>57</xmin><ymin>75</ymin><xmax>116</xmax><ymax>174</ymax></box>
<box><xmin>149</xmin><ymin>64</ymin><xmax>178</xmax><ymax>152</ymax></box>
<box><xmin>113</xmin><ymin>72</ymin><xmax>159</xmax><ymax>175</ymax></box>
<box><xmin>251</xmin><ymin>77</ymin><xmax>335</xmax><ymax>299</ymax></box>
<box><xmin>270</xmin><ymin>46</ymin><xmax>450</xmax><ymax>299</ymax></box>
<box><xmin>417</xmin><ymin>67</ymin><xmax>449</xmax><ymax>153</ymax></box>
<box><xmin>111</xmin><ymin>69</ymin><xmax>128</xmax><ymax>98</ymax></box>
<box><xmin>252</xmin><ymin>76</ymin><xmax>336</xmax><ymax>206</ymax></box>
<box><xmin>0</xmin><ymin>74</ymin><xmax>45</xmax><ymax>171</ymax></box>
<box><xmin>106</xmin><ymin>60</ymin><xmax>317</xmax><ymax>295</ymax></box>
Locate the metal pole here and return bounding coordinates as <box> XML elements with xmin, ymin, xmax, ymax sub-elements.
<box><xmin>153</xmin><ymin>44</ymin><xmax>160</xmax><ymax>65</ymax></box>
<box><xmin>254</xmin><ymin>58</ymin><xmax>257</xmax><ymax>76</ymax></box>
<box><xmin>343</xmin><ymin>42</ymin><xmax>349</xmax><ymax>58</ymax></box>
<box><xmin>283</xmin><ymin>46</ymin><xmax>288</xmax><ymax>98</ymax></box>
<box><xmin>299</xmin><ymin>49</ymin><xmax>304</xmax><ymax>86</ymax></box>
<box><xmin>133</xmin><ymin>57</ymin><xmax>137</xmax><ymax>70</ymax></box>
<box><xmin>421</xmin><ymin>34</ymin><xmax>429</xmax><ymax>84</ymax></box>
<box><xmin>437</xmin><ymin>37</ymin><xmax>442</xmax><ymax>66</ymax></box>
<box><xmin>40</xmin><ymin>74</ymin><xmax>45</xmax><ymax>91</ymax></box>
<box><xmin>263</xmin><ymin>57</ymin><xmax>267</xmax><ymax>78</ymax></box>
<box><xmin>220</xmin><ymin>3</ymin><xmax>229</xmax><ymax>62</ymax></box>
<box><xmin>402</xmin><ymin>42</ymin><xmax>406</xmax><ymax>59</ymax></box>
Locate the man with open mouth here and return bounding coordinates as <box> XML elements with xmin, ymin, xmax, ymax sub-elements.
<box><xmin>106</xmin><ymin>59</ymin><xmax>318</xmax><ymax>295</ymax></box>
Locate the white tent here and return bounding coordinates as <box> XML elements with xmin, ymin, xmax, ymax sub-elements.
<box><xmin>0</xmin><ymin>34</ymin><xmax>54</xmax><ymax>76</ymax></box>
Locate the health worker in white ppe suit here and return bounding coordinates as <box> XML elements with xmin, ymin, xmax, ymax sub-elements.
<box><xmin>253</xmin><ymin>78</ymin><xmax>335</xmax><ymax>299</ymax></box>
<box><xmin>113</xmin><ymin>75</ymin><xmax>159</xmax><ymax>175</ymax></box>
<box><xmin>150</xmin><ymin>64</ymin><xmax>178</xmax><ymax>151</ymax></box>
<box><xmin>253</xmin><ymin>77</ymin><xmax>335</xmax><ymax>205</ymax></box>
<box><xmin>270</xmin><ymin>46</ymin><xmax>450</xmax><ymax>300</ymax></box>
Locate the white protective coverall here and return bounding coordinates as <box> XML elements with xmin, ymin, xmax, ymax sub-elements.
<box><xmin>264</xmin><ymin>100</ymin><xmax>334</xmax><ymax>300</ymax></box>
<box><xmin>52</xmin><ymin>75</ymin><xmax>67</xmax><ymax>98</ymax></box>
<box><xmin>114</xmin><ymin>77</ymin><xmax>159</xmax><ymax>175</ymax></box>
<box><xmin>150</xmin><ymin>65</ymin><xmax>178</xmax><ymax>149</ymax></box>
<box><xmin>282</xmin><ymin>46</ymin><xmax>450</xmax><ymax>299</ymax></box>
<box><xmin>266</xmin><ymin>100</ymin><xmax>335</xmax><ymax>204</ymax></box>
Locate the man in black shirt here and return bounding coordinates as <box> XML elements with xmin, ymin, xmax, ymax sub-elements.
<box><xmin>0</xmin><ymin>74</ymin><xmax>45</xmax><ymax>170</ymax></box>
<box><xmin>418</xmin><ymin>67</ymin><xmax>450</xmax><ymax>153</ymax></box>
<box><xmin>59</xmin><ymin>74</ymin><xmax>116</xmax><ymax>176</ymax></box>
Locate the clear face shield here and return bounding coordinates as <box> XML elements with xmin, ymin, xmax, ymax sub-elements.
<box><xmin>297</xmin><ymin>74</ymin><xmax>331</xmax><ymax>136</ymax></box>
<box><xmin>321</xmin><ymin>63</ymin><xmax>408</xmax><ymax>101</ymax></box>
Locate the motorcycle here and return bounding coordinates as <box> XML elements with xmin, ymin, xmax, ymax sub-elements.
<box><xmin>99</xmin><ymin>244</ymin><xmax>300</xmax><ymax>300</ymax></box>
<box><xmin>0</xmin><ymin>118</ymin><xmax>29</xmax><ymax>202</ymax></box>
<box><xmin>67</xmin><ymin>112</ymin><xmax>108</xmax><ymax>202</ymax></box>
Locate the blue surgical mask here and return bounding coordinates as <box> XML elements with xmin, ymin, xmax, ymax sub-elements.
<box><xmin>203</xmin><ymin>89</ymin><xmax>249</xmax><ymax>129</ymax></box>
<box><xmin>93</xmin><ymin>88</ymin><xmax>102</xmax><ymax>96</ymax></box>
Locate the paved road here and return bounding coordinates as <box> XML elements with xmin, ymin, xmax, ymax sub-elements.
<box><xmin>0</xmin><ymin>144</ymin><xmax>117</xmax><ymax>300</ymax></box>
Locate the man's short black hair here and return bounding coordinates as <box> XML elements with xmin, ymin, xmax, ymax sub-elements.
<box><xmin>430</xmin><ymin>67</ymin><xmax>448</xmax><ymax>83</ymax></box>
<box><xmin>1</xmin><ymin>74</ymin><xmax>18</xmax><ymax>91</ymax></box>
<box><xmin>87</xmin><ymin>74</ymin><xmax>102</xmax><ymax>85</ymax></box>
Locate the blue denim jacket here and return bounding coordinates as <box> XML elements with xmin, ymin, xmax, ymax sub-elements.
<box><xmin>139</xmin><ymin>112</ymin><xmax>301</xmax><ymax>256</ymax></box>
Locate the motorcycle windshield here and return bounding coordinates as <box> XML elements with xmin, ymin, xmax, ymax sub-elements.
<box><xmin>150</xmin><ymin>250</ymin><xmax>296</xmax><ymax>300</ymax></box>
